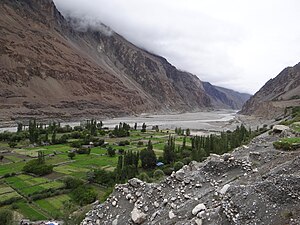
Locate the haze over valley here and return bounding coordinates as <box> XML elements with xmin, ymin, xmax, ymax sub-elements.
<box><xmin>0</xmin><ymin>0</ymin><xmax>299</xmax><ymax>225</ymax></box>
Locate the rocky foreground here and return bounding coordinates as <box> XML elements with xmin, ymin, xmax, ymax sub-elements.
<box><xmin>81</xmin><ymin>131</ymin><xmax>300</xmax><ymax>225</ymax></box>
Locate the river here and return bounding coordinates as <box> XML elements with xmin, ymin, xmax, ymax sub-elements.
<box><xmin>0</xmin><ymin>110</ymin><xmax>238</xmax><ymax>134</ymax></box>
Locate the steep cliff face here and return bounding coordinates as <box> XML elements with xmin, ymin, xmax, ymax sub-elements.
<box><xmin>203</xmin><ymin>82</ymin><xmax>251</xmax><ymax>110</ymax></box>
<box><xmin>0</xmin><ymin>0</ymin><xmax>247</xmax><ymax>122</ymax></box>
<box><xmin>240</xmin><ymin>62</ymin><xmax>300</xmax><ymax>118</ymax></box>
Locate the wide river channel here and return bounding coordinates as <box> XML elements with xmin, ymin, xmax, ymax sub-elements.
<box><xmin>0</xmin><ymin>110</ymin><xmax>238</xmax><ymax>134</ymax></box>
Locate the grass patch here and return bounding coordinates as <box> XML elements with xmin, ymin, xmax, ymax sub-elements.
<box><xmin>35</xmin><ymin>194</ymin><xmax>72</xmax><ymax>217</ymax></box>
<box><xmin>5</xmin><ymin>175</ymin><xmax>64</xmax><ymax>196</ymax></box>
<box><xmin>0</xmin><ymin>184</ymin><xmax>15</xmax><ymax>194</ymax></box>
<box><xmin>0</xmin><ymin>161</ymin><xmax>25</xmax><ymax>176</ymax></box>
<box><xmin>53</xmin><ymin>164</ymin><xmax>90</xmax><ymax>175</ymax></box>
<box><xmin>273</xmin><ymin>137</ymin><xmax>300</xmax><ymax>151</ymax></box>
<box><xmin>291</xmin><ymin>123</ymin><xmax>300</xmax><ymax>132</ymax></box>
<box><xmin>0</xmin><ymin>191</ymin><xmax>22</xmax><ymax>204</ymax></box>
<box><xmin>16</xmin><ymin>201</ymin><xmax>48</xmax><ymax>220</ymax></box>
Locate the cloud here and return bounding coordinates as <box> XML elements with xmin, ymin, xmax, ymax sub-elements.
<box><xmin>53</xmin><ymin>0</ymin><xmax>300</xmax><ymax>94</ymax></box>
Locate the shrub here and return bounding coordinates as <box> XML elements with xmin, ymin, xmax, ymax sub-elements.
<box><xmin>63</xmin><ymin>176</ymin><xmax>84</xmax><ymax>189</ymax></box>
<box><xmin>68</xmin><ymin>152</ymin><xmax>76</xmax><ymax>160</ymax></box>
<box><xmin>162</xmin><ymin>167</ymin><xmax>174</xmax><ymax>176</ymax></box>
<box><xmin>71</xmin><ymin>185</ymin><xmax>97</xmax><ymax>206</ymax></box>
<box><xmin>138</xmin><ymin>172</ymin><xmax>151</xmax><ymax>183</ymax></box>
<box><xmin>11</xmin><ymin>203</ymin><xmax>19</xmax><ymax>210</ymax></box>
<box><xmin>273</xmin><ymin>141</ymin><xmax>293</xmax><ymax>151</ymax></box>
<box><xmin>174</xmin><ymin>161</ymin><xmax>184</xmax><ymax>171</ymax></box>
<box><xmin>153</xmin><ymin>169</ymin><xmax>165</xmax><ymax>179</ymax></box>
<box><xmin>0</xmin><ymin>209</ymin><xmax>13</xmax><ymax>225</ymax></box>
<box><xmin>70</xmin><ymin>141</ymin><xmax>82</xmax><ymax>148</ymax></box>
<box><xmin>76</xmin><ymin>148</ymin><xmax>91</xmax><ymax>155</ymax></box>
<box><xmin>23</xmin><ymin>159</ymin><xmax>53</xmax><ymax>176</ymax></box>
<box><xmin>8</xmin><ymin>141</ymin><xmax>17</xmax><ymax>148</ymax></box>
<box><xmin>87</xmin><ymin>169</ymin><xmax>116</xmax><ymax>186</ymax></box>
<box><xmin>137</xmin><ymin>141</ymin><xmax>144</xmax><ymax>146</ymax></box>
<box><xmin>182</xmin><ymin>157</ymin><xmax>192</xmax><ymax>165</ymax></box>
<box><xmin>118</xmin><ymin>140</ymin><xmax>130</xmax><ymax>146</ymax></box>
<box><xmin>94</xmin><ymin>139</ymin><xmax>105</xmax><ymax>147</ymax></box>
<box><xmin>107</xmin><ymin>147</ymin><xmax>116</xmax><ymax>157</ymax></box>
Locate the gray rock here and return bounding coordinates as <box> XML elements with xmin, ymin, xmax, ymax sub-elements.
<box><xmin>129</xmin><ymin>178</ymin><xmax>143</xmax><ymax>188</ymax></box>
<box><xmin>192</xmin><ymin>203</ymin><xmax>207</xmax><ymax>215</ymax></box>
<box><xmin>169</xmin><ymin>210</ymin><xmax>176</xmax><ymax>219</ymax></box>
<box><xmin>131</xmin><ymin>207</ymin><xmax>147</xmax><ymax>224</ymax></box>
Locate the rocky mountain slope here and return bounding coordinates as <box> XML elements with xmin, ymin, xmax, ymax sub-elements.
<box><xmin>240</xmin><ymin>62</ymin><xmax>300</xmax><ymax>118</ymax></box>
<box><xmin>81</xmin><ymin>131</ymin><xmax>300</xmax><ymax>225</ymax></box>
<box><xmin>203</xmin><ymin>82</ymin><xmax>250</xmax><ymax>110</ymax></box>
<box><xmin>0</xmin><ymin>0</ymin><xmax>249</xmax><ymax>123</ymax></box>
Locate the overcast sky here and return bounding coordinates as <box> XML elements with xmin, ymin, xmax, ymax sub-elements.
<box><xmin>54</xmin><ymin>0</ymin><xmax>300</xmax><ymax>94</ymax></box>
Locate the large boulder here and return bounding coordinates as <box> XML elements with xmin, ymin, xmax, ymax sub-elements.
<box><xmin>273</xmin><ymin>125</ymin><xmax>290</xmax><ymax>133</ymax></box>
<box><xmin>131</xmin><ymin>207</ymin><xmax>147</xmax><ymax>224</ymax></box>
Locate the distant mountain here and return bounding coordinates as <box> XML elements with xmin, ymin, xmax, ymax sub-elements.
<box><xmin>203</xmin><ymin>82</ymin><xmax>251</xmax><ymax>110</ymax></box>
<box><xmin>0</xmin><ymin>0</ymin><xmax>247</xmax><ymax>122</ymax></box>
<box><xmin>240</xmin><ymin>62</ymin><xmax>300</xmax><ymax>118</ymax></box>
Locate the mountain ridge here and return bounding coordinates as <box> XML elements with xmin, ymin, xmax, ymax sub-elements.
<box><xmin>0</xmin><ymin>0</ymin><xmax>249</xmax><ymax>122</ymax></box>
<box><xmin>240</xmin><ymin>62</ymin><xmax>300</xmax><ymax>118</ymax></box>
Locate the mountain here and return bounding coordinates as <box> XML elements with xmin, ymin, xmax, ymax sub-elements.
<box><xmin>203</xmin><ymin>82</ymin><xmax>251</xmax><ymax>110</ymax></box>
<box><xmin>0</xmin><ymin>0</ymin><xmax>247</xmax><ymax>122</ymax></box>
<box><xmin>240</xmin><ymin>62</ymin><xmax>300</xmax><ymax>118</ymax></box>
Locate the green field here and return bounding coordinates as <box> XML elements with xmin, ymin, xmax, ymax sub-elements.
<box><xmin>0</xmin><ymin>183</ymin><xmax>22</xmax><ymax>204</ymax></box>
<box><xmin>0</xmin><ymin>161</ymin><xmax>26</xmax><ymax>176</ymax></box>
<box><xmin>16</xmin><ymin>201</ymin><xmax>48</xmax><ymax>221</ymax></box>
<box><xmin>5</xmin><ymin>175</ymin><xmax>64</xmax><ymax>196</ymax></box>
<box><xmin>35</xmin><ymin>194</ymin><xmax>72</xmax><ymax>217</ymax></box>
<box><xmin>0</xmin><ymin>125</ymin><xmax>182</xmax><ymax>222</ymax></box>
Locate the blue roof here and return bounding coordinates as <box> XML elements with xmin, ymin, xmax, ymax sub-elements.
<box><xmin>156</xmin><ymin>162</ymin><xmax>164</xmax><ymax>166</ymax></box>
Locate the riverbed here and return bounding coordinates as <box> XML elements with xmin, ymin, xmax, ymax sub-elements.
<box><xmin>0</xmin><ymin>110</ymin><xmax>239</xmax><ymax>133</ymax></box>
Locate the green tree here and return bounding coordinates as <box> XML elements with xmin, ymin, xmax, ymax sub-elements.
<box><xmin>17</xmin><ymin>122</ymin><xmax>23</xmax><ymax>133</ymax></box>
<box><xmin>51</xmin><ymin>130</ymin><xmax>57</xmax><ymax>144</ymax></box>
<box><xmin>97</xmin><ymin>121</ymin><xmax>103</xmax><ymax>129</ymax></box>
<box><xmin>186</xmin><ymin>128</ymin><xmax>191</xmax><ymax>136</ymax></box>
<box><xmin>29</xmin><ymin>119</ymin><xmax>39</xmax><ymax>144</ymax></box>
<box><xmin>71</xmin><ymin>186</ymin><xmax>97</xmax><ymax>206</ymax></box>
<box><xmin>141</xmin><ymin>123</ymin><xmax>147</xmax><ymax>132</ymax></box>
<box><xmin>8</xmin><ymin>141</ymin><xmax>17</xmax><ymax>148</ymax></box>
<box><xmin>140</xmin><ymin>140</ymin><xmax>157</xmax><ymax>169</ymax></box>
<box><xmin>107</xmin><ymin>147</ymin><xmax>116</xmax><ymax>157</ymax></box>
<box><xmin>68</xmin><ymin>152</ymin><xmax>76</xmax><ymax>160</ymax></box>
<box><xmin>63</xmin><ymin>176</ymin><xmax>83</xmax><ymax>189</ymax></box>
<box><xmin>23</xmin><ymin>159</ymin><xmax>53</xmax><ymax>176</ymax></box>
<box><xmin>163</xmin><ymin>136</ymin><xmax>176</xmax><ymax>164</ymax></box>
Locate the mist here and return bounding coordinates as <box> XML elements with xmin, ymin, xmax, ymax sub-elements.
<box><xmin>53</xmin><ymin>0</ymin><xmax>300</xmax><ymax>94</ymax></box>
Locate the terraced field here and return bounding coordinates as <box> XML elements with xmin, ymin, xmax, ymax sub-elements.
<box><xmin>0</xmin><ymin>127</ymin><xmax>181</xmax><ymax>222</ymax></box>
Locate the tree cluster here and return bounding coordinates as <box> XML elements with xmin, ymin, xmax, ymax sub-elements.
<box><xmin>23</xmin><ymin>151</ymin><xmax>53</xmax><ymax>176</ymax></box>
<box><xmin>140</xmin><ymin>140</ymin><xmax>157</xmax><ymax>169</ymax></box>
<box><xmin>111</xmin><ymin>123</ymin><xmax>130</xmax><ymax>137</ymax></box>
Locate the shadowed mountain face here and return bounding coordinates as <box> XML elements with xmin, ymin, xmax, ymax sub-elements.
<box><xmin>202</xmin><ymin>82</ymin><xmax>251</xmax><ymax>110</ymax></box>
<box><xmin>0</xmin><ymin>0</ymin><xmax>248</xmax><ymax>122</ymax></box>
<box><xmin>240</xmin><ymin>62</ymin><xmax>300</xmax><ymax>118</ymax></box>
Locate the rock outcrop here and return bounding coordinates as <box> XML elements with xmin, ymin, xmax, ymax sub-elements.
<box><xmin>81</xmin><ymin>132</ymin><xmax>300</xmax><ymax>225</ymax></box>
<box><xmin>240</xmin><ymin>62</ymin><xmax>300</xmax><ymax>118</ymax></box>
<box><xmin>0</xmin><ymin>0</ymin><xmax>249</xmax><ymax>122</ymax></box>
